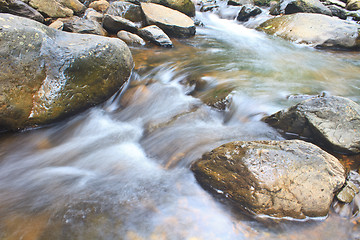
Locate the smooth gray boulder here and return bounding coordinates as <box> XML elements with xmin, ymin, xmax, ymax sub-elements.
<box><xmin>263</xmin><ymin>96</ymin><xmax>360</xmax><ymax>154</ymax></box>
<box><xmin>138</xmin><ymin>25</ymin><xmax>173</xmax><ymax>47</ymax></box>
<box><xmin>257</xmin><ymin>13</ymin><xmax>360</xmax><ymax>49</ymax></box>
<box><xmin>141</xmin><ymin>2</ymin><xmax>195</xmax><ymax>38</ymax></box>
<box><xmin>0</xmin><ymin>0</ymin><xmax>44</xmax><ymax>22</ymax></box>
<box><xmin>0</xmin><ymin>13</ymin><xmax>133</xmax><ymax>131</ymax></box>
<box><xmin>191</xmin><ymin>140</ymin><xmax>346</xmax><ymax>219</ymax></box>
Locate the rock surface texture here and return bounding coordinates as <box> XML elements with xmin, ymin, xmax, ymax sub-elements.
<box><xmin>149</xmin><ymin>0</ymin><xmax>196</xmax><ymax>17</ymax></box>
<box><xmin>0</xmin><ymin>13</ymin><xmax>133</xmax><ymax>131</ymax></box>
<box><xmin>191</xmin><ymin>140</ymin><xmax>346</xmax><ymax>219</ymax></box>
<box><xmin>263</xmin><ymin>96</ymin><xmax>360</xmax><ymax>154</ymax></box>
<box><xmin>258</xmin><ymin>13</ymin><xmax>360</xmax><ymax>49</ymax></box>
<box><xmin>0</xmin><ymin>0</ymin><xmax>44</xmax><ymax>22</ymax></box>
<box><xmin>138</xmin><ymin>25</ymin><xmax>173</xmax><ymax>47</ymax></box>
<box><xmin>274</xmin><ymin>0</ymin><xmax>332</xmax><ymax>15</ymax></box>
<box><xmin>141</xmin><ymin>2</ymin><xmax>195</xmax><ymax>38</ymax></box>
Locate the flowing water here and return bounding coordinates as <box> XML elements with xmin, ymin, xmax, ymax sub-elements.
<box><xmin>1</xmin><ymin>8</ymin><xmax>360</xmax><ymax>240</ymax></box>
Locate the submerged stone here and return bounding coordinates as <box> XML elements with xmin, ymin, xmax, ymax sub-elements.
<box><xmin>191</xmin><ymin>140</ymin><xmax>346</xmax><ymax>219</ymax></box>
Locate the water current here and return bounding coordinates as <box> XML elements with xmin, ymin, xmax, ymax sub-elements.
<box><xmin>1</xmin><ymin>7</ymin><xmax>360</xmax><ymax>240</ymax></box>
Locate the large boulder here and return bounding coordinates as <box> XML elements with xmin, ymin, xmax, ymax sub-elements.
<box><xmin>263</xmin><ymin>96</ymin><xmax>360</xmax><ymax>154</ymax></box>
<box><xmin>0</xmin><ymin>0</ymin><xmax>44</xmax><ymax>22</ymax></box>
<box><xmin>273</xmin><ymin>0</ymin><xmax>332</xmax><ymax>15</ymax></box>
<box><xmin>0</xmin><ymin>14</ymin><xmax>133</xmax><ymax>131</ymax></box>
<box><xmin>149</xmin><ymin>0</ymin><xmax>195</xmax><ymax>17</ymax></box>
<box><xmin>141</xmin><ymin>2</ymin><xmax>196</xmax><ymax>38</ymax></box>
<box><xmin>257</xmin><ymin>13</ymin><xmax>360</xmax><ymax>49</ymax></box>
<box><xmin>28</xmin><ymin>0</ymin><xmax>86</xmax><ymax>18</ymax></box>
<box><xmin>191</xmin><ymin>140</ymin><xmax>346</xmax><ymax>219</ymax></box>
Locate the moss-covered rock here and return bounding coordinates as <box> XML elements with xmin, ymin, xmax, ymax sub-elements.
<box><xmin>0</xmin><ymin>13</ymin><xmax>133</xmax><ymax>131</ymax></box>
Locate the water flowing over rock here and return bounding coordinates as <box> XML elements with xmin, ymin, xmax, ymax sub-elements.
<box><xmin>191</xmin><ymin>140</ymin><xmax>346</xmax><ymax>219</ymax></box>
<box><xmin>272</xmin><ymin>0</ymin><xmax>332</xmax><ymax>15</ymax></box>
<box><xmin>263</xmin><ymin>96</ymin><xmax>360</xmax><ymax>154</ymax></box>
<box><xmin>257</xmin><ymin>13</ymin><xmax>360</xmax><ymax>49</ymax></box>
<box><xmin>237</xmin><ymin>5</ymin><xmax>262</xmax><ymax>21</ymax></box>
<box><xmin>0</xmin><ymin>13</ymin><xmax>133</xmax><ymax>131</ymax></box>
<box><xmin>138</xmin><ymin>25</ymin><xmax>173</xmax><ymax>47</ymax></box>
<box><xmin>141</xmin><ymin>2</ymin><xmax>196</xmax><ymax>38</ymax></box>
<box><xmin>149</xmin><ymin>0</ymin><xmax>196</xmax><ymax>17</ymax></box>
<box><xmin>0</xmin><ymin>0</ymin><xmax>44</xmax><ymax>22</ymax></box>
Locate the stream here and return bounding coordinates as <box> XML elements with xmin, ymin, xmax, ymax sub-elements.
<box><xmin>1</xmin><ymin>7</ymin><xmax>360</xmax><ymax>240</ymax></box>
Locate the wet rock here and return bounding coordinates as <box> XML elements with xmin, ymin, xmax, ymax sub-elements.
<box><xmin>149</xmin><ymin>0</ymin><xmax>196</xmax><ymax>16</ymax></box>
<box><xmin>236</xmin><ymin>5</ymin><xmax>262</xmax><ymax>21</ymax></box>
<box><xmin>117</xmin><ymin>30</ymin><xmax>146</xmax><ymax>46</ymax></box>
<box><xmin>84</xmin><ymin>7</ymin><xmax>103</xmax><ymax>22</ymax></box>
<box><xmin>191</xmin><ymin>140</ymin><xmax>346</xmax><ymax>219</ymax></box>
<box><xmin>138</xmin><ymin>25</ymin><xmax>173</xmax><ymax>47</ymax></box>
<box><xmin>106</xmin><ymin>1</ymin><xmax>143</xmax><ymax>23</ymax></box>
<box><xmin>0</xmin><ymin>0</ymin><xmax>44</xmax><ymax>22</ymax></box>
<box><xmin>263</xmin><ymin>96</ymin><xmax>360</xmax><ymax>154</ymax></box>
<box><xmin>89</xmin><ymin>0</ymin><xmax>109</xmax><ymax>12</ymax></box>
<box><xmin>49</xmin><ymin>19</ymin><xmax>64</xmax><ymax>30</ymax></box>
<box><xmin>102</xmin><ymin>14</ymin><xmax>140</xmax><ymax>34</ymax></box>
<box><xmin>62</xmin><ymin>16</ymin><xmax>107</xmax><ymax>35</ymax></box>
<box><xmin>337</xmin><ymin>181</ymin><xmax>359</xmax><ymax>203</ymax></box>
<box><xmin>0</xmin><ymin>13</ymin><xmax>133</xmax><ymax>131</ymax></box>
<box><xmin>257</xmin><ymin>13</ymin><xmax>360</xmax><ymax>49</ymax></box>
<box><xmin>272</xmin><ymin>0</ymin><xmax>332</xmax><ymax>15</ymax></box>
<box><xmin>328</xmin><ymin>4</ymin><xmax>348</xmax><ymax>19</ymax></box>
<box><xmin>141</xmin><ymin>2</ymin><xmax>196</xmax><ymax>38</ymax></box>
<box><xmin>28</xmin><ymin>0</ymin><xmax>74</xmax><ymax>18</ymax></box>
<box><xmin>347</xmin><ymin>0</ymin><xmax>360</xmax><ymax>10</ymax></box>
